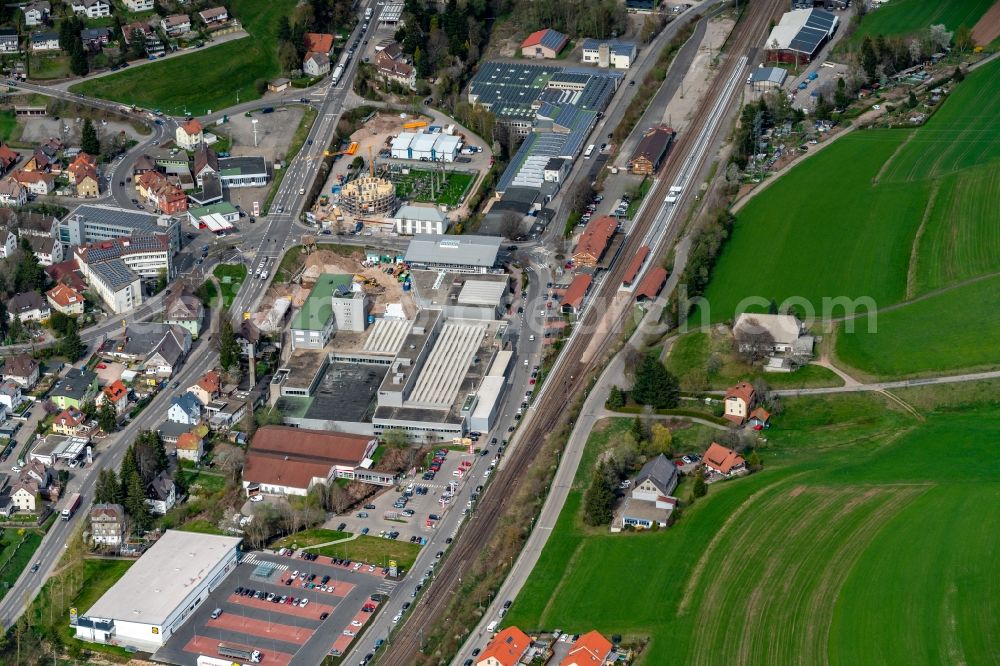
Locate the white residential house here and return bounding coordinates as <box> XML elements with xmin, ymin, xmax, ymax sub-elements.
<box><xmin>303</xmin><ymin>51</ymin><xmax>331</xmax><ymax>77</ymax></box>
<box><xmin>175</xmin><ymin>432</ymin><xmax>204</xmax><ymax>462</ymax></box>
<box><xmin>90</xmin><ymin>503</ymin><xmax>125</xmax><ymax>547</ymax></box>
<box><xmin>198</xmin><ymin>6</ymin><xmax>228</xmax><ymax>25</ymax></box>
<box><xmin>71</xmin><ymin>0</ymin><xmax>111</xmax><ymax>18</ymax></box>
<box><xmin>0</xmin><ymin>29</ymin><xmax>19</xmax><ymax>53</ymax></box>
<box><xmin>30</xmin><ymin>31</ymin><xmax>60</xmax><ymax>52</ymax></box>
<box><xmin>0</xmin><ymin>380</ymin><xmax>23</xmax><ymax>411</ymax></box>
<box><xmin>145</xmin><ymin>471</ymin><xmax>176</xmax><ymax>515</ymax></box>
<box><xmin>24</xmin><ymin>234</ymin><xmax>63</xmax><ymax>266</ymax></box>
<box><xmin>9</xmin><ymin>291</ymin><xmax>51</xmax><ymax>322</ymax></box>
<box><xmin>0</xmin><ymin>227</ymin><xmax>18</xmax><ymax>258</ymax></box>
<box><xmin>0</xmin><ymin>179</ymin><xmax>27</xmax><ymax>207</ymax></box>
<box><xmin>11</xmin><ymin>170</ymin><xmax>55</xmax><ymax>196</ymax></box>
<box><xmin>124</xmin><ymin>0</ymin><xmax>153</xmax><ymax>11</ymax></box>
<box><xmin>23</xmin><ymin>1</ymin><xmax>51</xmax><ymax>27</ymax></box>
<box><xmin>393</xmin><ymin>204</ymin><xmax>449</xmax><ymax>235</ymax></box>
<box><xmin>160</xmin><ymin>14</ymin><xmax>191</xmax><ymax>36</ymax></box>
<box><xmin>733</xmin><ymin>313</ymin><xmax>813</xmax><ymax>356</ymax></box>
<box><xmin>3</xmin><ymin>354</ymin><xmax>40</xmax><ymax>390</ymax></box>
<box><xmin>167</xmin><ymin>392</ymin><xmax>201</xmax><ymax>425</ymax></box>
<box><xmin>175</xmin><ymin>119</ymin><xmax>203</xmax><ymax>151</ymax></box>
<box><xmin>10</xmin><ymin>482</ymin><xmax>40</xmax><ymax>512</ymax></box>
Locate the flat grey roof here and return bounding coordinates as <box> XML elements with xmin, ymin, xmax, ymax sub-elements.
<box><xmin>363</xmin><ymin>318</ymin><xmax>412</xmax><ymax>355</ymax></box>
<box><xmin>67</xmin><ymin>204</ymin><xmax>163</xmax><ymax>232</ymax></box>
<box><xmin>85</xmin><ymin>531</ymin><xmax>242</xmax><ymax>626</ymax></box>
<box><xmin>405</xmin><ymin>234</ymin><xmax>501</xmax><ymax>268</ymax></box>
<box><xmin>458</xmin><ymin>279</ymin><xmax>508</xmax><ymax>307</ymax></box>
<box><xmin>408</xmin><ymin>322</ymin><xmax>485</xmax><ymax>407</ymax></box>
<box><xmin>304</xmin><ymin>361</ymin><xmax>386</xmax><ymax>422</ymax></box>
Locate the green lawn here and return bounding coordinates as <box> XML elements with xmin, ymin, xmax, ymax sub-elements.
<box><xmin>393</xmin><ymin>169</ymin><xmax>474</xmax><ymax>207</ymax></box>
<box><xmin>70</xmin><ymin>0</ymin><xmax>296</xmax><ymax>115</ymax></box>
<box><xmin>310</xmin><ymin>535</ymin><xmax>422</xmax><ymax>571</ymax></box>
<box><xmin>180</xmin><ymin>469</ymin><xmax>228</xmax><ymax>495</ymax></box>
<box><xmin>213</xmin><ymin>263</ymin><xmax>247</xmax><ymax>308</ymax></box>
<box><xmin>29</xmin><ymin>54</ymin><xmax>71</xmax><ymax>80</ymax></box>
<box><xmin>0</xmin><ymin>110</ymin><xmax>22</xmax><ymax>143</ymax></box>
<box><xmin>697</xmin><ymin>57</ymin><xmax>1000</xmax><ymax>325</ymax></box>
<box><xmin>70</xmin><ymin>559</ymin><xmax>134</xmax><ymax>613</ymax></box>
<box><xmin>273</xmin><ymin>528</ymin><xmax>352</xmax><ymax>550</ymax></box>
<box><xmin>664</xmin><ymin>331</ymin><xmax>844</xmax><ymax>390</ymax></box>
<box><xmin>0</xmin><ymin>529</ymin><xmax>43</xmax><ymax>596</ymax></box>
<box><xmin>508</xmin><ymin>386</ymin><xmax>1000</xmax><ymax>665</ymax></box>
<box><xmin>841</xmin><ymin>0</ymin><xmax>994</xmax><ymax>50</ymax></box>
<box><xmin>835</xmin><ymin>274</ymin><xmax>1000</xmax><ymax>378</ymax></box>
<box><xmin>177</xmin><ymin>519</ymin><xmax>227</xmax><ymax>535</ymax></box>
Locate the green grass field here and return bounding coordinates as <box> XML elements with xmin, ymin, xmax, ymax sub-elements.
<box><xmin>507</xmin><ymin>388</ymin><xmax>1000</xmax><ymax>665</ymax></box>
<box><xmin>273</xmin><ymin>528</ymin><xmax>352</xmax><ymax>550</ymax></box>
<box><xmin>835</xmin><ymin>274</ymin><xmax>1000</xmax><ymax>378</ymax></box>
<box><xmin>213</xmin><ymin>263</ymin><xmax>247</xmax><ymax>308</ymax></box>
<box><xmin>664</xmin><ymin>331</ymin><xmax>844</xmax><ymax>390</ymax></box>
<box><xmin>0</xmin><ymin>110</ymin><xmax>23</xmax><ymax>143</ymax></box>
<box><xmin>842</xmin><ymin>0</ymin><xmax>995</xmax><ymax>50</ymax></box>
<box><xmin>71</xmin><ymin>559</ymin><xmax>134</xmax><ymax>613</ymax></box>
<box><xmin>0</xmin><ymin>529</ymin><xmax>43</xmax><ymax>596</ymax></box>
<box><xmin>393</xmin><ymin>169</ymin><xmax>474</xmax><ymax>206</ymax></box>
<box><xmin>698</xmin><ymin>57</ymin><xmax>1000</xmax><ymax>327</ymax></box>
<box><xmin>70</xmin><ymin>0</ymin><xmax>296</xmax><ymax>115</ymax></box>
<box><xmin>311</xmin><ymin>535</ymin><xmax>422</xmax><ymax>571</ymax></box>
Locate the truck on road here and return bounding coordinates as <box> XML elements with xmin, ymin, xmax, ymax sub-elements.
<box><xmin>217</xmin><ymin>643</ymin><xmax>262</xmax><ymax>663</ymax></box>
<box><xmin>61</xmin><ymin>492</ymin><xmax>81</xmax><ymax>520</ymax></box>
<box><xmin>331</xmin><ymin>65</ymin><xmax>345</xmax><ymax>86</ymax></box>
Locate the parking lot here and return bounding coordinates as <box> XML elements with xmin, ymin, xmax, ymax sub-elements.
<box><xmin>327</xmin><ymin>446</ymin><xmax>485</xmax><ymax>543</ymax></box>
<box><xmin>154</xmin><ymin>551</ymin><xmax>398</xmax><ymax>665</ymax></box>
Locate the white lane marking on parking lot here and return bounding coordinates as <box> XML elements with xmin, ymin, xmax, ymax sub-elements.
<box><xmin>240</xmin><ymin>553</ymin><xmax>289</xmax><ymax>571</ymax></box>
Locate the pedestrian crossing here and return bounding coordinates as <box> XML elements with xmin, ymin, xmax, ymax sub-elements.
<box><xmin>241</xmin><ymin>552</ymin><xmax>289</xmax><ymax>571</ymax></box>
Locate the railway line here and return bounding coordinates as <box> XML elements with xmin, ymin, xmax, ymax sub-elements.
<box><xmin>379</xmin><ymin>1</ymin><xmax>785</xmax><ymax>662</ymax></box>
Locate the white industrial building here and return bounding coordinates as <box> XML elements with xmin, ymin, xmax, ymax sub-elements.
<box><xmin>405</xmin><ymin>234</ymin><xmax>502</xmax><ymax>274</ymax></box>
<box><xmin>390</xmin><ymin>132</ymin><xmax>462</xmax><ymax>162</ymax></box>
<box><xmin>469</xmin><ymin>350</ymin><xmax>512</xmax><ymax>432</ymax></box>
<box><xmin>581</xmin><ymin>38</ymin><xmax>636</xmax><ymax>69</ymax></box>
<box><xmin>73</xmin><ymin>531</ymin><xmax>242</xmax><ymax>649</ymax></box>
<box><xmin>393</xmin><ymin>204</ymin><xmax>450</xmax><ymax>235</ymax></box>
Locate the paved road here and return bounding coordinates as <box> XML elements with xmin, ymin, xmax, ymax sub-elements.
<box><xmin>0</xmin><ymin>317</ymin><xmax>219</xmax><ymax>630</ymax></box>
<box><xmin>339</xmin><ymin>259</ymin><xmax>550</xmax><ymax>665</ymax></box>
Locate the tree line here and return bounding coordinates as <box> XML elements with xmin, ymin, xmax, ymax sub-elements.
<box><xmin>94</xmin><ymin>430</ymin><xmax>169</xmax><ymax>533</ymax></box>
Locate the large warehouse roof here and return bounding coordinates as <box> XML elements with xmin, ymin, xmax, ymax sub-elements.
<box><xmin>457</xmin><ymin>279</ymin><xmax>508</xmax><ymax>307</ymax></box>
<box><xmin>85</xmin><ymin>531</ymin><xmax>242</xmax><ymax>625</ymax></box>
<box><xmin>405</xmin><ymin>234</ymin><xmax>501</xmax><ymax>269</ymax></box>
<box><xmin>766</xmin><ymin>8</ymin><xmax>838</xmax><ymax>55</ymax></box>
<box><xmin>408</xmin><ymin>322</ymin><xmax>485</xmax><ymax>407</ymax></box>
<box><xmin>364</xmin><ymin>318</ymin><xmax>413</xmax><ymax>355</ymax></box>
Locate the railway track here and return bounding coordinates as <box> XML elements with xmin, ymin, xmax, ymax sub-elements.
<box><xmin>380</xmin><ymin>2</ymin><xmax>784</xmax><ymax>663</ymax></box>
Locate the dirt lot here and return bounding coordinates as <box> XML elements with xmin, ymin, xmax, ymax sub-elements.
<box><xmin>258</xmin><ymin>246</ymin><xmax>416</xmax><ymax>320</ymax></box>
<box><xmin>18</xmin><ymin>115</ymin><xmax>145</xmax><ymax>145</ymax></box>
<box><xmin>218</xmin><ymin>105</ymin><xmax>306</xmax><ymax>163</ymax></box>
<box><xmin>659</xmin><ymin>17</ymin><xmax>734</xmax><ymax>133</ymax></box>
<box><xmin>972</xmin><ymin>0</ymin><xmax>1000</xmax><ymax>45</ymax></box>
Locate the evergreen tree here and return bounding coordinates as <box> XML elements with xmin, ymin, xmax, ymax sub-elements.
<box><xmin>582</xmin><ymin>463</ymin><xmax>615</xmax><ymax>526</ymax></box>
<box><xmin>120</xmin><ymin>444</ymin><xmax>138</xmax><ymax>498</ymax></box>
<box><xmin>692</xmin><ymin>473</ymin><xmax>707</xmax><ymax>498</ymax></box>
<box><xmin>14</xmin><ymin>237</ymin><xmax>45</xmax><ymax>292</ymax></box>
<box><xmin>834</xmin><ymin>77</ymin><xmax>849</xmax><ymax>110</ymax></box>
<box><xmin>81</xmin><ymin>118</ymin><xmax>100</xmax><ymax>156</ymax></box>
<box><xmin>6</xmin><ymin>315</ymin><xmax>24</xmax><ymax>344</ymax></box>
<box><xmin>0</xmin><ymin>300</ymin><xmax>7</xmax><ymax>339</ymax></box>
<box><xmin>277</xmin><ymin>15</ymin><xmax>291</xmax><ymax>41</ymax></box>
<box><xmin>70</xmin><ymin>40</ymin><xmax>89</xmax><ymax>76</ymax></box>
<box><xmin>630</xmin><ymin>415</ymin><xmax>644</xmax><ymax>443</ymax></box>
<box><xmin>630</xmin><ymin>353</ymin><xmax>680</xmax><ymax>409</ymax></box>
<box><xmin>860</xmin><ymin>36</ymin><xmax>878</xmax><ymax>83</ymax></box>
<box><xmin>124</xmin><ymin>468</ymin><xmax>150</xmax><ymax>529</ymax></box>
<box><xmin>98</xmin><ymin>400</ymin><xmax>117</xmax><ymax>433</ymax></box>
<box><xmin>952</xmin><ymin>66</ymin><xmax>965</xmax><ymax>82</ymax></box>
<box><xmin>60</xmin><ymin>318</ymin><xmax>85</xmax><ymax>361</ymax></box>
<box><xmin>747</xmin><ymin>449</ymin><xmax>762</xmax><ymax>470</ymax></box>
<box><xmin>95</xmin><ymin>469</ymin><xmax>122</xmax><ymax>504</ymax></box>
<box><xmin>218</xmin><ymin>311</ymin><xmax>240</xmax><ymax>371</ymax></box>
<box><xmin>605</xmin><ymin>385</ymin><xmax>625</xmax><ymax>410</ymax></box>
<box><xmin>907</xmin><ymin>90</ymin><xmax>918</xmax><ymax>108</ymax></box>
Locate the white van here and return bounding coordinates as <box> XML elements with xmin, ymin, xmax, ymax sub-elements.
<box><xmin>486</xmin><ymin>620</ymin><xmax>499</xmax><ymax>633</ymax></box>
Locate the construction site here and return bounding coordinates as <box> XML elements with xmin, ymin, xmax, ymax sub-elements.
<box><xmin>247</xmin><ymin>239</ymin><xmax>417</xmax><ymax>340</ymax></box>
<box><xmin>308</xmin><ymin>111</ymin><xmax>488</xmax><ymax>234</ymax></box>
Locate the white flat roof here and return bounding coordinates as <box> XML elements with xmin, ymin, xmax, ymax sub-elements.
<box><xmin>472</xmin><ymin>375</ymin><xmax>504</xmax><ymax>420</ymax></box>
<box><xmin>363</xmin><ymin>318</ymin><xmax>413</xmax><ymax>355</ymax></box>
<box><xmin>458</xmin><ymin>279</ymin><xmax>507</xmax><ymax>307</ymax></box>
<box><xmin>410</xmin><ymin>132</ymin><xmax>439</xmax><ymax>153</ymax></box>
<box><xmin>391</xmin><ymin>133</ymin><xmax>415</xmax><ymax>150</ymax></box>
<box><xmin>201</xmin><ymin>213</ymin><xmax>234</xmax><ymax>232</ymax></box>
<box><xmin>488</xmin><ymin>350</ymin><xmax>512</xmax><ymax>377</ymax></box>
<box><xmin>408</xmin><ymin>322</ymin><xmax>485</xmax><ymax>407</ymax></box>
<box><xmin>433</xmin><ymin>134</ymin><xmax>461</xmax><ymax>154</ymax></box>
<box><xmin>85</xmin><ymin>531</ymin><xmax>242</xmax><ymax>626</ymax></box>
